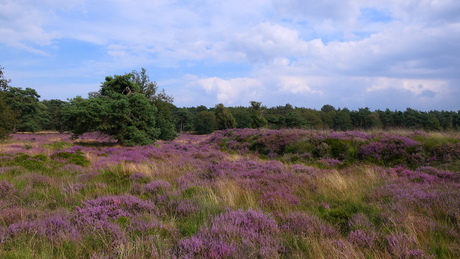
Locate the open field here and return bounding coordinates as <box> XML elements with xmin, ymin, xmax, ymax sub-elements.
<box><xmin>1</xmin><ymin>129</ymin><xmax>459</xmax><ymax>258</ymax></box>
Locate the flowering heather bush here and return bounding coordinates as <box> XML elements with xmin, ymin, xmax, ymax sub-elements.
<box><xmin>177</xmin><ymin>209</ymin><xmax>280</xmax><ymax>258</ymax></box>
<box><xmin>416</xmin><ymin>166</ymin><xmax>460</xmax><ymax>182</ymax></box>
<box><xmin>348</xmin><ymin>213</ymin><xmax>374</xmax><ymax>231</ymax></box>
<box><xmin>359</xmin><ymin>136</ymin><xmax>423</xmax><ymax>166</ymax></box>
<box><xmin>347</xmin><ymin>229</ymin><xmax>377</xmax><ymax>248</ymax></box>
<box><xmin>1</xmin><ymin>130</ymin><xmax>459</xmax><ymax>257</ymax></box>
<box><xmin>92</xmin><ymin>145</ymin><xmax>161</xmax><ymax>167</ymax></box>
<box><xmin>144</xmin><ymin>180</ymin><xmax>171</xmax><ymax>194</ymax></box>
<box><xmin>166</xmin><ymin>198</ymin><xmax>201</xmax><ymax>218</ymax></box>
<box><xmin>209</xmin><ymin>129</ymin><xmax>460</xmax><ymax>169</ymax></box>
<box><xmin>0</xmin><ymin>180</ymin><xmax>15</xmax><ymax>198</ymax></box>
<box><xmin>280</xmin><ymin>212</ymin><xmax>338</xmax><ymax>238</ymax></box>
<box><xmin>317</xmin><ymin>158</ymin><xmax>343</xmax><ymax>167</ymax></box>
<box><xmin>385</xmin><ymin>233</ymin><xmax>418</xmax><ymax>257</ymax></box>
<box><xmin>129</xmin><ymin>171</ymin><xmax>149</xmax><ymax>182</ymax></box>
<box><xmin>327</xmin><ymin>131</ymin><xmax>371</xmax><ymax>140</ymax></box>
<box><xmin>7</xmin><ymin>211</ymin><xmax>81</xmax><ymax>243</ymax></box>
<box><xmin>75</xmin><ymin>195</ymin><xmax>157</xmax><ymax>224</ymax></box>
<box><xmin>290</xmin><ymin>163</ymin><xmax>318</xmax><ymax>174</ymax></box>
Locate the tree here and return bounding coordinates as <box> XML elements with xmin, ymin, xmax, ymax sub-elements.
<box><xmin>378</xmin><ymin>109</ymin><xmax>394</xmax><ymax>129</ymax></box>
<box><xmin>0</xmin><ymin>65</ymin><xmax>11</xmax><ymax>91</ymax></box>
<box><xmin>285</xmin><ymin>111</ymin><xmax>307</xmax><ymax>128</ymax></box>
<box><xmin>130</xmin><ymin>68</ymin><xmax>159</xmax><ymax>101</ymax></box>
<box><xmin>215</xmin><ymin>103</ymin><xmax>237</xmax><ymax>130</ymax></box>
<box><xmin>333</xmin><ymin>108</ymin><xmax>353</xmax><ymax>131</ymax></box>
<box><xmin>320</xmin><ymin>104</ymin><xmax>336</xmax><ymax>129</ymax></box>
<box><xmin>175</xmin><ymin>108</ymin><xmax>193</xmax><ymax>132</ymax></box>
<box><xmin>194</xmin><ymin>111</ymin><xmax>216</xmax><ymax>134</ymax></box>
<box><xmin>63</xmin><ymin>74</ymin><xmax>160</xmax><ymax>146</ymax></box>
<box><xmin>302</xmin><ymin>109</ymin><xmax>323</xmax><ymax>129</ymax></box>
<box><xmin>1</xmin><ymin>87</ymin><xmax>43</xmax><ymax>132</ymax></box>
<box><xmin>249</xmin><ymin>101</ymin><xmax>267</xmax><ymax>129</ymax></box>
<box><xmin>0</xmin><ymin>66</ymin><xmax>16</xmax><ymax>139</ymax></box>
<box><xmin>351</xmin><ymin>107</ymin><xmax>372</xmax><ymax>129</ymax></box>
<box><xmin>366</xmin><ymin>112</ymin><xmax>382</xmax><ymax>129</ymax></box>
<box><xmin>131</xmin><ymin>68</ymin><xmax>177</xmax><ymax>140</ymax></box>
<box><xmin>41</xmin><ymin>99</ymin><xmax>68</xmax><ymax>132</ymax></box>
<box><xmin>0</xmin><ymin>95</ymin><xmax>16</xmax><ymax>139</ymax></box>
<box><xmin>229</xmin><ymin>106</ymin><xmax>251</xmax><ymax>128</ymax></box>
<box><xmin>403</xmin><ymin>108</ymin><xmax>423</xmax><ymax>129</ymax></box>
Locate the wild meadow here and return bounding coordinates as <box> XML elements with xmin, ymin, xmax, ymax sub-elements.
<box><xmin>0</xmin><ymin>129</ymin><xmax>459</xmax><ymax>258</ymax></box>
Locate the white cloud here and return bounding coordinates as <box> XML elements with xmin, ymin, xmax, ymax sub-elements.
<box><xmin>226</xmin><ymin>22</ymin><xmax>309</xmax><ymax>63</ymax></box>
<box><xmin>198</xmin><ymin>77</ymin><xmax>264</xmax><ymax>105</ymax></box>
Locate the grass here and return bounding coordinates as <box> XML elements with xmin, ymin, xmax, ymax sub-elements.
<box><xmin>0</xmin><ymin>130</ymin><xmax>459</xmax><ymax>258</ymax></box>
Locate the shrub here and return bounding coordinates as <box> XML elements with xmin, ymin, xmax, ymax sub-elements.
<box><xmin>0</xmin><ymin>180</ymin><xmax>15</xmax><ymax>198</ymax></box>
<box><xmin>177</xmin><ymin>209</ymin><xmax>280</xmax><ymax>258</ymax></box>
<box><xmin>359</xmin><ymin>136</ymin><xmax>422</xmax><ymax>167</ymax></box>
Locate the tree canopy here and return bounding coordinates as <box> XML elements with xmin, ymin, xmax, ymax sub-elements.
<box><xmin>131</xmin><ymin>68</ymin><xmax>177</xmax><ymax>140</ymax></box>
<box><xmin>249</xmin><ymin>101</ymin><xmax>268</xmax><ymax>129</ymax></box>
<box><xmin>63</xmin><ymin>74</ymin><xmax>160</xmax><ymax>146</ymax></box>
<box><xmin>215</xmin><ymin>103</ymin><xmax>237</xmax><ymax>130</ymax></box>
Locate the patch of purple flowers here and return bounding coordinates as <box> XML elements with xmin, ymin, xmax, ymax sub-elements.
<box><xmin>280</xmin><ymin>212</ymin><xmax>338</xmax><ymax>238</ymax></box>
<box><xmin>177</xmin><ymin>209</ymin><xmax>280</xmax><ymax>258</ymax></box>
<box><xmin>0</xmin><ymin>180</ymin><xmax>15</xmax><ymax>198</ymax></box>
<box><xmin>75</xmin><ymin>195</ymin><xmax>157</xmax><ymax>224</ymax></box>
<box><xmin>144</xmin><ymin>180</ymin><xmax>171</xmax><ymax>194</ymax></box>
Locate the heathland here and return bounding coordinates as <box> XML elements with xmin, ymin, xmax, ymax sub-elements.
<box><xmin>0</xmin><ymin>129</ymin><xmax>459</xmax><ymax>258</ymax></box>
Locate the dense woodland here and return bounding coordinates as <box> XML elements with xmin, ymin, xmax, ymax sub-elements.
<box><xmin>1</xmin><ymin>66</ymin><xmax>460</xmax><ymax>143</ymax></box>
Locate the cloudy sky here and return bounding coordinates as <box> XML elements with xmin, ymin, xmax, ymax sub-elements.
<box><xmin>1</xmin><ymin>0</ymin><xmax>459</xmax><ymax>111</ymax></box>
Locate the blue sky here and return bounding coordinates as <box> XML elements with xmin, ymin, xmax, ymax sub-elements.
<box><xmin>1</xmin><ymin>0</ymin><xmax>459</xmax><ymax>111</ymax></box>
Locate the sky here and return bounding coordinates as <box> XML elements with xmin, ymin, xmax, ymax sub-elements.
<box><xmin>1</xmin><ymin>0</ymin><xmax>459</xmax><ymax>111</ymax></box>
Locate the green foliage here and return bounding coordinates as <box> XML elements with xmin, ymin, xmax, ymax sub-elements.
<box><xmin>11</xmin><ymin>153</ymin><xmax>49</xmax><ymax>171</ymax></box>
<box><xmin>172</xmin><ymin>103</ymin><xmax>458</xmax><ymax>132</ymax></box>
<box><xmin>131</xmin><ymin>68</ymin><xmax>177</xmax><ymax>140</ymax></box>
<box><xmin>51</xmin><ymin>151</ymin><xmax>90</xmax><ymax>166</ymax></box>
<box><xmin>175</xmin><ymin>108</ymin><xmax>194</xmax><ymax>132</ymax></box>
<box><xmin>130</xmin><ymin>67</ymin><xmax>160</xmax><ymax>102</ymax></box>
<box><xmin>285</xmin><ymin>140</ymin><xmax>316</xmax><ymax>154</ymax></box>
<box><xmin>100</xmin><ymin>74</ymin><xmax>140</xmax><ymax>96</ymax></box>
<box><xmin>41</xmin><ymin>99</ymin><xmax>68</xmax><ymax>132</ymax></box>
<box><xmin>320</xmin><ymin>104</ymin><xmax>336</xmax><ymax>129</ymax></box>
<box><xmin>333</xmin><ymin>108</ymin><xmax>353</xmax><ymax>131</ymax></box>
<box><xmin>154</xmin><ymin>100</ymin><xmax>177</xmax><ymax>141</ymax></box>
<box><xmin>249</xmin><ymin>101</ymin><xmax>267</xmax><ymax>129</ymax></box>
<box><xmin>194</xmin><ymin>111</ymin><xmax>216</xmax><ymax>134</ymax></box>
<box><xmin>43</xmin><ymin>142</ymin><xmax>73</xmax><ymax>150</ymax></box>
<box><xmin>1</xmin><ymin>87</ymin><xmax>43</xmax><ymax>132</ymax></box>
<box><xmin>285</xmin><ymin>111</ymin><xmax>308</xmax><ymax>128</ymax></box>
<box><xmin>0</xmin><ymin>67</ymin><xmax>16</xmax><ymax>139</ymax></box>
<box><xmin>0</xmin><ymin>65</ymin><xmax>11</xmax><ymax>91</ymax></box>
<box><xmin>320</xmin><ymin>201</ymin><xmax>375</xmax><ymax>235</ymax></box>
<box><xmin>63</xmin><ymin>74</ymin><xmax>160</xmax><ymax>146</ymax></box>
<box><xmin>228</xmin><ymin>106</ymin><xmax>251</xmax><ymax>128</ymax></box>
<box><xmin>0</xmin><ymin>96</ymin><xmax>16</xmax><ymax>139</ymax></box>
<box><xmin>215</xmin><ymin>103</ymin><xmax>237</xmax><ymax>130</ymax></box>
<box><xmin>323</xmin><ymin>138</ymin><xmax>358</xmax><ymax>161</ymax></box>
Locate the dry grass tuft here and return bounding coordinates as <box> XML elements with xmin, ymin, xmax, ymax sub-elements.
<box><xmin>214</xmin><ymin>180</ymin><xmax>258</xmax><ymax>209</ymax></box>
<box><xmin>317</xmin><ymin>167</ymin><xmax>381</xmax><ymax>203</ymax></box>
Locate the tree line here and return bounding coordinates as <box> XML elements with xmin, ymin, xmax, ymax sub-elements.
<box><xmin>1</xmin><ymin>66</ymin><xmax>459</xmax><ymax>144</ymax></box>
